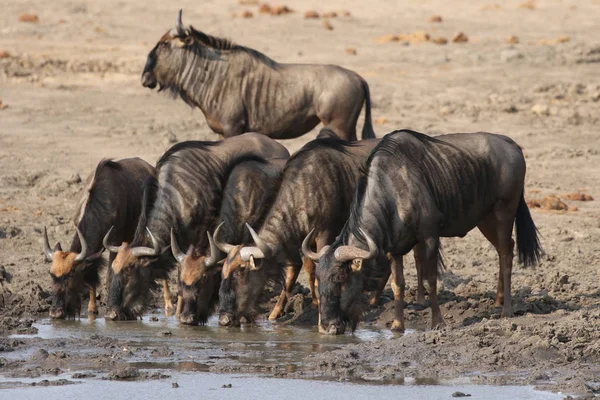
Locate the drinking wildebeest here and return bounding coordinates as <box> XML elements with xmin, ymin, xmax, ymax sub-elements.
<box><xmin>141</xmin><ymin>10</ymin><xmax>375</xmax><ymax>141</ymax></box>
<box><xmin>213</xmin><ymin>131</ymin><xmax>381</xmax><ymax>327</ymax></box>
<box><xmin>172</xmin><ymin>157</ymin><xmax>286</xmax><ymax>325</ymax></box>
<box><xmin>103</xmin><ymin>133</ymin><xmax>289</xmax><ymax>321</ymax></box>
<box><xmin>43</xmin><ymin>158</ymin><xmax>155</xmax><ymax>319</ymax></box>
<box><xmin>310</xmin><ymin>130</ymin><xmax>542</xmax><ymax>334</ymax></box>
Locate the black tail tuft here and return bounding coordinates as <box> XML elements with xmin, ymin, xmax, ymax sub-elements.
<box><xmin>515</xmin><ymin>192</ymin><xmax>543</xmax><ymax>266</ymax></box>
<box><xmin>360</xmin><ymin>78</ymin><xmax>376</xmax><ymax>140</ymax></box>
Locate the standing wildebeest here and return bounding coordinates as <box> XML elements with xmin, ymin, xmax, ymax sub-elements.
<box><xmin>172</xmin><ymin>157</ymin><xmax>286</xmax><ymax>325</ymax></box>
<box><xmin>213</xmin><ymin>131</ymin><xmax>380</xmax><ymax>327</ymax></box>
<box><xmin>43</xmin><ymin>158</ymin><xmax>155</xmax><ymax>319</ymax></box>
<box><xmin>103</xmin><ymin>133</ymin><xmax>289</xmax><ymax>321</ymax></box>
<box><xmin>310</xmin><ymin>130</ymin><xmax>542</xmax><ymax>335</ymax></box>
<box><xmin>141</xmin><ymin>10</ymin><xmax>375</xmax><ymax>141</ymax></box>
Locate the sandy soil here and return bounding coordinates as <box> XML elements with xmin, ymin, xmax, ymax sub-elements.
<box><xmin>1</xmin><ymin>0</ymin><xmax>599</xmax><ymax>397</ymax></box>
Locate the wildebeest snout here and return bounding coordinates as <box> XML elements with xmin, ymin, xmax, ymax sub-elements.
<box><xmin>49</xmin><ymin>307</ymin><xmax>65</xmax><ymax>319</ymax></box>
<box><xmin>218</xmin><ymin>313</ymin><xmax>239</xmax><ymax>327</ymax></box>
<box><xmin>105</xmin><ymin>307</ymin><xmax>119</xmax><ymax>321</ymax></box>
<box><xmin>179</xmin><ymin>312</ymin><xmax>197</xmax><ymax>325</ymax></box>
<box><xmin>319</xmin><ymin>320</ymin><xmax>346</xmax><ymax>335</ymax></box>
<box><xmin>141</xmin><ymin>71</ymin><xmax>157</xmax><ymax>89</ymax></box>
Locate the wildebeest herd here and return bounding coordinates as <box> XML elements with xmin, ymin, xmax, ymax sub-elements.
<box><xmin>43</xmin><ymin>10</ymin><xmax>542</xmax><ymax>335</ymax></box>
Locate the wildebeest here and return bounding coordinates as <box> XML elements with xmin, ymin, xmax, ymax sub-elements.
<box><xmin>103</xmin><ymin>133</ymin><xmax>289</xmax><ymax>321</ymax></box>
<box><xmin>213</xmin><ymin>131</ymin><xmax>380</xmax><ymax>327</ymax></box>
<box><xmin>172</xmin><ymin>157</ymin><xmax>286</xmax><ymax>325</ymax></box>
<box><xmin>43</xmin><ymin>158</ymin><xmax>155</xmax><ymax>319</ymax></box>
<box><xmin>141</xmin><ymin>10</ymin><xmax>375</xmax><ymax>141</ymax></box>
<box><xmin>310</xmin><ymin>130</ymin><xmax>542</xmax><ymax>334</ymax></box>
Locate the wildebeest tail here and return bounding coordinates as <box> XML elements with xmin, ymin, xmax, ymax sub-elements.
<box><xmin>132</xmin><ymin>175</ymin><xmax>159</xmax><ymax>243</ymax></box>
<box><xmin>515</xmin><ymin>191</ymin><xmax>542</xmax><ymax>266</ymax></box>
<box><xmin>360</xmin><ymin>78</ymin><xmax>376</xmax><ymax>140</ymax></box>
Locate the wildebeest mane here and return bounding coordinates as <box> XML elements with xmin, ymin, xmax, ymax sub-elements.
<box><xmin>187</xmin><ymin>26</ymin><xmax>279</xmax><ymax>69</ymax></box>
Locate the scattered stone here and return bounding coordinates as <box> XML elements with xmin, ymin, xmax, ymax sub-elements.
<box><xmin>241</xmin><ymin>10</ymin><xmax>254</xmax><ymax>18</ymax></box>
<box><xmin>149</xmin><ymin>316</ymin><xmax>159</xmax><ymax>322</ymax></box>
<box><xmin>0</xmin><ymin>50</ymin><xmax>10</xmax><ymax>59</ymax></box>
<box><xmin>258</xmin><ymin>3</ymin><xmax>272</xmax><ymax>14</ymax></box>
<box><xmin>172</xmin><ymin>382</ymin><xmax>179</xmax><ymax>388</ymax></box>
<box><xmin>158</xmin><ymin>330</ymin><xmax>172</xmax><ymax>337</ymax></box>
<box><xmin>238</xmin><ymin>0</ymin><xmax>259</xmax><ymax>4</ymax></box>
<box><xmin>19</xmin><ymin>14</ymin><xmax>40</xmax><ymax>23</ymax></box>
<box><xmin>304</xmin><ymin>10</ymin><xmax>319</xmax><ymax>19</ymax></box>
<box><xmin>32</xmin><ymin>379</ymin><xmax>75</xmax><ymax>387</ymax></box>
<box><xmin>540</xmin><ymin>196</ymin><xmax>569</xmax><ymax>211</ymax></box>
<box><xmin>108</xmin><ymin>366</ymin><xmax>139</xmax><ymax>380</ymax></box>
<box><xmin>439</xmin><ymin>106</ymin><xmax>454</xmax><ymax>116</ymax></box>
<box><xmin>270</xmin><ymin>5</ymin><xmax>293</xmax><ymax>16</ymax></box>
<box><xmin>345</xmin><ymin>47</ymin><xmax>357</xmax><ymax>55</ymax></box>
<box><xmin>164</xmin><ymin>132</ymin><xmax>177</xmax><ymax>144</ymax></box>
<box><xmin>432</xmin><ymin>37</ymin><xmax>448</xmax><ymax>45</ymax></box>
<box><xmin>518</xmin><ymin>0</ymin><xmax>536</xmax><ymax>10</ymax></box>
<box><xmin>341</xmin><ymin>10</ymin><xmax>351</xmax><ymax>17</ymax></box>
<box><xmin>452</xmin><ymin>392</ymin><xmax>472</xmax><ymax>397</ymax></box>
<box><xmin>222</xmin><ymin>383</ymin><xmax>233</xmax><ymax>388</ymax></box>
<box><xmin>452</xmin><ymin>32</ymin><xmax>469</xmax><ymax>43</ymax></box>
<box><xmin>150</xmin><ymin>347</ymin><xmax>174</xmax><ymax>357</ymax></box>
<box><xmin>375</xmin><ymin>117</ymin><xmax>389</xmax><ymax>125</ymax></box>
<box><xmin>501</xmin><ymin>49</ymin><xmax>524</xmax><ymax>62</ymax></box>
<box><xmin>322</xmin><ymin>20</ymin><xmax>334</xmax><ymax>30</ymax></box>
<box><xmin>534</xmin><ymin>36</ymin><xmax>571</xmax><ymax>45</ymax></box>
<box><xmin>72</xmin><ymin>372</ymin><xmax>96</xmax><ymax>379</ymax></box>
<box><xmin>29</xmin><ymin>349</ymin><xmax>49</xmax><ymax>361</ymax></box>
<box><xmin>531</xmin><ymin>103</ymin><xmax>549</xmax><ymax>116</ymax></box>
<box><xmin>322</xmin><ymin>11</ymin><xmax>338</xmax><ymax>18</ymax></box>
<box><xmin>66</xmin><ymin>173</ymin><xmax>82</xmax><ymax>185</ymax></box>
<box><xmin>0</xmin><ymin>98</ymin><xmax>8</xmax><ymax>110</ymax></box>
<box><xmin>566</xmin><ymin>192</ymin><xmax>594</xmax><ymax>201</ymax></box>
<box><xmin>506</xmin><ymin>35</ymin><xmax>520</xmax><ymax>44</ymax></box>
<box><xmin>429</xmin><ymin>15</ymin><xmax>443</xmax><ymax>23</ymax></box>
<box><xmin>504</xmin><ymin>105</ymin><xmax>519</xmax><ymax>113</ymax></box>
<box><xmin>375</xmin><ymin>35</ymin><xmax>399</xmax><ymax>44</ymax></box>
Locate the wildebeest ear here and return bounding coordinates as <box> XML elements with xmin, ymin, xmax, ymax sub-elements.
<box><xmin>184</xmin><ymin>36</ymin><xmax>194</xmax><ymax>46</ymax></box>
<box><xmin>351</xmin><ymin>259</ymin><xmax>363</xmax><ymax>272</ymax></box>
<box><xmin>173</xmin><ymin>37</ymin><xmax>186</xmax><ymax>48</ymax></box>
<box><xmin>84</xmin><ymin>249</ymin><xmax>105</xmax><ymax>263</ymax></box>
<box><xmin>53</xmin><ymin>242</ymin><xmax>63</xmax><ymax>252</ymax></box>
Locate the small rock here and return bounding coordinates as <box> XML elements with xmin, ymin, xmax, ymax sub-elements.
<box><xmin>375</xmin><ymin>117</ymin><xmax>389</xmax><ymax>125</ymax></box>
<box><xmin>540</xmin><ymin>196</ymin><xmax>569</xmax><ymax>211</ymax></box>
<box><xmin>429</xmin><ymin>15</ymin><xmax>443</xmax><ymax>23</ymax></box>
<box><xmin>322</xmin><ymin>11</ymin><xmax>337</xmax><ymax>18</ymax></box>
<box><xmin>149</xmin><ymin>316</ymin><xmax>159</xmax><ymax>322</ymax></box>
<box><xmin>0</xmin><ymin>98</ymin><xmax>8</xmax><ymax>110</ymax></box>
<box><xmin>566</xmin><ymin>192</ymin><xmax>593</xmax><ymax>201</ymax></box>
<box><xmin>29</xmin><ymin>349</ymin><xmax>49</xmax><ymax>361</ymax></box>
<box><xmin>341</xmin><ymin>10</ymin><xmax>351</xmax><ymax>17</ymax></box>
<box><xmin>531</xmin><ymin>104</ymin><xmax>549</xmax><ymax>116</ymax></box>
<box><xmin>0</xmin><ymin>50</ymin><xmax>10</xmax><ymax>59</ymax></box>
<box><xmin>518</xmin><ymin>0</ymin><xmax>536</xmax><ymax>10</ymax></box>
<box><xmin>158</xmin><ymin>330</ymin><xmax>172</xmax><ymax>337</ymax></box>
<box><xmin>452</xmin><ymin>32</ymin><xmax>468</xmax><ymax>43</ymax></box>
<box><xmin>222</xmin><ymin>383</ymin><xmax>233</xmax><ymax>388</ymax></box>
<box><xmin>432</xmin><ymin>37</ymin><xmax>448</xmax><ymax>45</ymax></box>
<box><xmin>345</xmin><ymin>47</ymin><xmax>357</xmax><ymax>55</ymax></box>
<box><xmin>19</xmin><ymin>14</ymin><xmax>39</xmax><ymax>23</ymax></box>
<box><xmin>172</xmin><ymin>382</ymin><xmax>179</xmax><ymax>388</ymax></box>
<box><xmin>506</xmin><ymin>35</ymin><xmax>520</xmax><ymax>44</ymax></box>
<box><xmin>452</xmin><ymin>392</ymin><xmax>472</xmax><ymax>398</ymax></box>
<box><xmin>304</xmin><ymin>10</ymin><xmax>319</xmax><ymax>19</ymax></box>
<box><xmin>258</xmin><ymin>3</ymin><xmax>272</xmax><ymax>14</ymax></box>
<box><xmin>66</xmin><ymin>173</ymin><xmax>82</xmax><ymax>185</ymax></box>
<box><xmin>270</xmin><ymin>5</ymin><xmax>293</xmax><ymax>16</ymax></box>
<box><xmin>322</xmin><ymin>20</ymin><xmax>334</xmax><ymax>30</ymax></box>
<box><xmin>439</xmin><ymin>106</ymin><xmax>454</xmax><ymax>116</ymax></box>
<box><xmin>504</xmin><ymin>105</ymin><xmax>519</xmax><ymax>113</ymax></box>
<box><xmin>238</xmin><ymin>0</ymin><xmax>258</xmax><ymax>4</ymax></box>
<box><xmin>164</xmin><ymin>132</ymin><xmax>177</xmax><ymax>144</ymax></box>
<box><xmin>375</xmin><ymin>35</ymin><xmax>399</xmax><ymax>44</ymax></box>
<box><xmin>501</xmin><ymin>49</ymin><xmax>524</xmax><ymax>62</ymax></box>
<box><xmin>72</xmin><ymin>373</ymin><xmax>95</xmax><ymax>379</ymax></box>
<box><xmin>241</xmin><ymin>10</ymin><xmax>254</xmax><ymax>18</ymax></box>
<box><xmin>108</xmin><ymin>366</ymin><xmax>139</xmax><ymax>380</ymax></box>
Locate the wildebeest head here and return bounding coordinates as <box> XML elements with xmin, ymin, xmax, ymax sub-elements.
<box><xmin>171</xmin><ymin>229</ymin><xmax>221</xmax><ymax>325</ymax></box>
<box><xmin>213</xmin><ymin>223</ymin><xmax>270</xmax><ymax>327</ymax></box>
<box><xmin>103</xmin><ymin>226</ymin><xmax>162</xmax><ymax>321</ymax></box>
<box><xmin>43</xmin><ymin>227</ymin><xmax>103</xmax><ymax>319</ymax></box>
<box><xmin>141</xmin><ymin>10</ymin><xmax>201</xmax><ymax>91</ymax></box>
<box><xmin>303</xmin><ymin>229</ymin><xmax>378</xmax><ymax>335</ymax></box>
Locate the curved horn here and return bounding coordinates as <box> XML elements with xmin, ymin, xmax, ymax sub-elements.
<box><xmin>102</xmin><ymin>226</ymin><xmax>123</xmax><ymax>254</ymax></box>
<box><xmin>245</xmin><ymin>223</ymin><xmax>269</xmax><ymax>254</ymax></box>
<box><xmin>176</xmin><ymin>9</ymin><xmax>186</xmax><ymax>36</ymax></box>
<box><xmin>131</xmin><ymin>228</ymin><xmax>161</xmax><ymax>257</ymax></box>
<box><xmin>73</xmin><ymin>227</ymin><xmax>88</xmax><ymax>262</ymax></box>
<box><xmin>213</xmin><ymin>222</ymin><xmax>235</xmax><ymax>253</ymax></box>
<box><xmin>334</xmin><ymin>229</ymin><xmax>378</xmax><ymax>263</ymax></box>
<box><xmin>170</xmin><ymin>229</ymin><xmax>186</xmax><ymax>263</ymax></box>
<box><xmin>301</xmin><ymin>229</ymin><xmax>330</xmax><ymax>262</ymax></box>
<box><xmin>43</xmin><ymin>227</ymin><xmax>55</xmax><ymax>262</ymax></box>
<box><xmin>204</xmin><ymin>231</ymin><xmax>220</xmax><ymax>267</ymax></box>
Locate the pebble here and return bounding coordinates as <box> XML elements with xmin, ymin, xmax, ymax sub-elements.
<box><xmin>452</xmin><ymin>391</ymin><xmax>472</xmax><ymax>397</ymax></box>
<box><xmin>501</xmin><ymin>49</ymin><xmax>524</xmax><ymax>62</ymax></box>
<box><xmin>531</xmin><ymin>104</ymin><xmax>549</xmax><ymax>116</ymax></box>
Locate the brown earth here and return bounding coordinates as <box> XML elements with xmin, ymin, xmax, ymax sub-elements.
<box><xmin>1</xmin><ymin>0</ymin><xmax>599</xmax><ymax>397</ymax></box>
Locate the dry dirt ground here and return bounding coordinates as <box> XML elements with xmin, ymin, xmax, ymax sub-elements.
<box><xmin>1</xmin><ymin>0</ymin><xmax>599</xmax><ymax>397</ymax></box>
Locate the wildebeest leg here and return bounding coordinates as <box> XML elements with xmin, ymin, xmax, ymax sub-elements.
<box><xmin>268</xmin><ymin>263</ymin><xmax>302</xmax><ymax>321</ymax></box>
<box><xmin>390</xmin><ymin>254</ymin><xmax>406</xmax><ymax>332</ymax></box>
<box><xmin>162</xmin><ymin>280</ymin><xmax>175</xmax><ymax>316</ymax></box>
<box><xmin>88</xmin><ymin>286</ymin><xmax>98</xmax><ymax>319</ymax></box>
<box><xmin>422</xmin><ymin>237</ymin><xmax>445</xmax><ymax>329</ymax></box>
<box><xmin>413</xmin><ymin>243</ymin><xmax>426</xmax><ymax>306</ymax></box>
<box><xmin>302</xmin><ymin>256</ymin><xmax>318</xmax><ymax>307</ymax></box>
<box><xmin>369</xmin><ymin>253</ymin><xmax>391</xmax><ymax>307</ymax></box>
<box><xmin>175</xmin><ymin>295</ymin><xmax>182</xmax><ymax>318</ymax></box>
<box><xmin>477</xmin><ymin>213</ymin><xmax>504</xmax><ymax>306</ymax></box>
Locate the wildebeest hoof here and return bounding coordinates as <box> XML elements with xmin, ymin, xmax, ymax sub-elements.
<box><xmin>501</xmin><ymin>309</ymin><xmax>514</xmax><ymax>318</ymax></box>
<box><xmin>390</xmin><ymin>320</ymin><xmax>405</xmax><ymax>333</ymax></box>
<box><xmin>268</xmin><ymin>309</ymin><xmax>283</xmax><ymax>321</ymax></box>
<box><xmin>431</xmin><ymin>321</ymin><xmax>446</xmax><ymax>330</ymax></box>
<box><xmin>165</xmin><ymin>305</ymin><xmax>175</xmax><ymax>317</ymax></box>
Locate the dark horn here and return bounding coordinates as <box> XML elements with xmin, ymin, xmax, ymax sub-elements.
<box><xmin>204</xmin><ymin>232</ymin><xmax>220</xmax><ymax>267</ymax></box>
<box><xmin>170</xmin><ymin>229</ymin><xmax>186</xmax><ymax>263</ymax></box>
<box><xmin>176</xmin><ymin>9</ymin><xmax>186</xmax><ymax>36</ymax></box>
<box><xmin>73</xmin><ymin>227</ymin><xmax>88</xmax><ymax>262</ymax></box>
<box><xmin>301</xmin><ymin>229</ymin><xmax>329</xmax><ymax>262</ymax></box>
<box><xmin>131</xmin><ymin>228</ymin><xmax>160</xmax><ymax>257</ymax></box>
<box><xmin>102</xmin><ymin>226</ymin><xmax>123</xmax><ymax>254</ymax></box>
<box><xmin>334</xmin><ymin>229</ymin><xmax>378</xmax><ymax>263</ymax></box>
<box><xmin>43</xmin><ymin>227</ymin><xmax>54</xmax><ymax>262</ymax></box>
<box><xmin>213</xmin><ymin>221</ymin><xmax>235</xmax><ymax>253</ymax></box>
